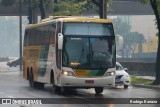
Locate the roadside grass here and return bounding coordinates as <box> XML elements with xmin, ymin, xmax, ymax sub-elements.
<box><xmin>131</xmin><ymin>76</ymin><xmax>154</xmax><ymax>85</ymax></box>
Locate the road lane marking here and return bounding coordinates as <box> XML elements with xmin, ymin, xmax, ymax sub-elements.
<box><xmin>6</xmin><ymin>95</ymin><xmax>15</xmax><ymax>98</ymax></box>
<box><xmin>0</xmin><ymin>92</ymin><xmax>15</xmax><ymax>98</ymax></box>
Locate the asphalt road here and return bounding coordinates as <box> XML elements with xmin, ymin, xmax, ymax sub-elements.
<box><xmin>0</xmin><ymin>62</ymin><xmax>160</xmax><ymax>107</ymax></box>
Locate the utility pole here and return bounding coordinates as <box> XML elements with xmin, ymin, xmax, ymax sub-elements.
<box><xmin>19</xmin><ymin>0</ymin><xmax>22</xmax><ymax>72</ymax></box>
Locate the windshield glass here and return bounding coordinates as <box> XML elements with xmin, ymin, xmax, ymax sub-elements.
<box><xmin>62</xmin><ymin>37</ymin><xmax>115</xmax><ymax>69</ymax></box>
<box><xmin>116</xmin><ymin>62</ymin><xmax>124</xmax><ymax>70</ymax></box>
<box><xmin>63</xmin><ymin>23</ymin><xmax>113</xmax><ymax>36</ymax></box>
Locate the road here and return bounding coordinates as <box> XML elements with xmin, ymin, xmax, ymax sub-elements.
<box><xmin>0</xmin><ymin>62</ymin><xmax>160</xmax><ymax>107</ymax></box>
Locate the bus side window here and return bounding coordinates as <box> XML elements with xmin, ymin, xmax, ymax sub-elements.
<box><xmin>24</xmin><ymin>30</ymin><xmax>28</xmax><ymax>46</ymax></box>
<box><xmin>37</xmin><ymin>27</ymin><xmax>41</xmax><ymax>45</ymax></box>
<box><xmin>40</xmin><ymin>27</ymin><xmax>44</xmax><ymax>45</ymax></box>
<box><xmin>46</xmin><ymin>26</ymin><xmax>50</xmax><ymax>45</ymax></box>
<box><xmin>32</xmin><ymin>28</ymin><xmax>37</xmax><ymax>46</ymax></box>
<box><xmin>31</xmin><ymin>29</ymin><xmax>33</xmax><ymax>45</ymax></box>
<box><xmin>42</xmin><ymin>26</ymin><xmax>46</xmax><ymax>45</ymax></box>
<box><xmin>33</xmin><ymin>29</ymin><xmax>36</xmax><ymax>45</ymax></box>
<box><xmin>34</xmin><ymin>28</ymin><xmax>38</xmax><ymax>45</ymax></box>
<box><xmin>41</xmin><ymin>26</ymin><xmax>49</xmax><ymax>45</ymax></box>
<box><xmin>28</xmin><ymin>30</ymin><xmax>32</xmax><ymax>46</ymax></box>
<box><xmin>49</xmin><ymin>24</ymin><xmax>56</xmax><ymax>44</ymax></box>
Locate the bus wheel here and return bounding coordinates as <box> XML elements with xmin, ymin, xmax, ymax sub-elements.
<box><xmin>29</xmin><ymin>72</ymin><xmax>44</xmax><ymax>89</ymax></box>
<box><xmin>124</xmin><ymin>85</ymin><xmax>128</xmax><ymax>89</ymax></box>
<box><xmin>95</xmin><ymin>87</ymin><xmax>103</xmax><ymax>94</ymax></box>
<box><xmin>37</xmin><ymin>82</ymin><xmax>44</xmax><ymax>89</ymax></box>
<box><xmin>51</xmin><ymin>73</ymin><xmax>60</xmax><ymax>92</ymax></box>
<box><xmin>54</xmin><ymin>86</ymin><xmax>61</xmax><ymax>93</ymax></box>
<box><xmin>29</xmin><ymin>72</ymin><xmax>34</xmax><ymax>88</ymax></box>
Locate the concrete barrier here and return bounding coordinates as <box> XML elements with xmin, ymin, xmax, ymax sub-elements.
<box><xmin>117</xmin><ymin>58</ymin><xmax>156</xmax><ymax>76</ymax></box>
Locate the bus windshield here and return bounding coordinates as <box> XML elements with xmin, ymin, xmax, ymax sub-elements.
<box><xmin>62</xmin><ymin>23</ymin><xmax>115</xmax><ymax>69</ymax></box>
<box><xmin>62</xmin><ymin>37</ymin><xmax>115</xmax><ymax>69</ymax></box>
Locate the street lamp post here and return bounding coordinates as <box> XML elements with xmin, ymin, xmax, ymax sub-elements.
<box><xmin>19</xmin><ymin>0</ymin><xmax>22</xmax><ymax>72</ymax></box>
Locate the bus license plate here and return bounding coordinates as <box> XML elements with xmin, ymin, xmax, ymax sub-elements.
<box><xmin>85</xmin><ymin>80</ymin><xmax>94</xmax><ymax>84</ymax></box>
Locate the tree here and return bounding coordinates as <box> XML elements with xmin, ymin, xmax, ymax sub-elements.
<box><xmin>27</xmin><ymin>0</ymin><xmax>33</xmax><ymax>24</ymax></box>
<box><xmin>91</xmin><ymin>0</ymin><xmax>112</xmax><ymax>18</ymax></box>
<box><xmin>91</xmin><ymin>0</ymin><xmax>104</xmax><ymax>18</ymax></box>
<box><xmin>0</xmin><ymin>0</ymin><xmax>50</xmax><ymax>23</ymax></box>
<box><xmin>53</xmin><ymin>0</ymin><xmax>112</xmax><ymax>18</ymax></box>
<box><xmin>53</xmin><ymin>0</ymin><xmax>90</xmax><ymax>16</ymax></box>
<box><xmin>112</xmin><ymin>17</ymin><xmax>145</xmax><ymax>57</ymax></box>
<box><xmin>141</xmin><ymin>0</ymin><xmax>160</xmax><ymax>84</ymax></box>
<box><xmin>24</xmin><ymin>0</ymin><xmax>53</xmax><ymax>23</ymax></box>
<box><xmin>39</xmin><ymin>0</ymin><xmax>45</xmax><ymax>19</ymax></box>
<box><xmin>112</xmin><ymin>17</ymin><xmax>131</xmax><ymax>36</ymax></box>
<box><xmin>126</xmin><ymin>32</ymin><xmax>145</xmax><ymax>55</ymax></box>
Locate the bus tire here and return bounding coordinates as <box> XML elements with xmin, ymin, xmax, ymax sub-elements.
<box><xmin>51</xmin><ymin>72</ymin><xmax>61</xmax><ymax>93</ymax></box>
<box><xmin>36</xmin><ymin>82</ymin><xmax>44</xmax><ymax>89</ymax></box>
<box><xmin>124</xmin><ymin>85</ymin><xmax>128</xmax><ymax>89</ymax></box>
<box><xmin>28</xmin><ymin>71</ymin><xmax>42</xmax><ymax>89</ymax></box>
<box><xmin>95</xmin><ymin>87</ymin><xmax>103</xmax><ymax>94</ymax></box>
<box><xmin>55</xmin><ymin>86</ymin><xmax>61</xmax><ymax>93</ymax></box>
<box><xmin>29</xmin><ymin>71</ymin><xmax>35</xmax><ymax>88</ymax></box>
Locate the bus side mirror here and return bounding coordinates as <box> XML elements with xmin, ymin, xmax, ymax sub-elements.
<box><xmin>118</xmin><ymin>36</ymin><xmax>123</xmax><ymax>51</ymax></box>
<box><xmin>58</xmin><ymin>33</ymin><xmax>63</xmax><ymax>50</ymax></box>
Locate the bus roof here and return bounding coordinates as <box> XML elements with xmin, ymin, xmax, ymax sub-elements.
<box><xmin>26</xmin><ymin>16</ymin><xmax>112</xmax><ymax>29</ymax></box>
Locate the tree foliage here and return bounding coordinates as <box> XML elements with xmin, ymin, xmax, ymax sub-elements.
<box><xmin>140</xmin><ymin>0</ymin><xmax>160</xmax><ymax>31</ymax></box>
<box><xmin>112</xmin><ymin>17</ymin><xmax>131</xmax><ymax>36</ymax></box>
<box><xmin>141</xmin><ymin>0</ymin><xmax>160</xmax><ymax>12</ymax></box>
<box><xmin>112</xmin><ymin>17</ymin><xmax>145</xmax><ymax>57</ymax></box>
<box><xmin>25</xmin><ymin>0</ymin><xmax>53</xmax><ymax>23</ymax></box>
<box><xmin>112</xmin><ymin>17</ymin><xmax>145</xmax><ymax>45</ymax></box>
<box><xmin>28</xmin><ymin>0</ymin><xmax>52</xmax><ymax>9</ymax></box>
<box><xmin>91</xmin><ymin>0</ymin><xmax>112</xmax><ymax>18</ymax></box>
<box><xmin>53</xmin><ymin>0</ymin><xmax>112</xmax><ymax>18</ymax></box>
<box><xmin>140</xmin><ymin>0</ymin><xmax>160</xmax><ymax>84</ymax></box>
<box><xmin>53</xmin><ymin>0</ymin><xmax>94</xmax><ymax>16</ymax></box>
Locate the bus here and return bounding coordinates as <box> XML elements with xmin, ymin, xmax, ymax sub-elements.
<box><xmin>23</xmin><ymin>16</ymin><xmax>121</xmax><ymax>94</ymax></box>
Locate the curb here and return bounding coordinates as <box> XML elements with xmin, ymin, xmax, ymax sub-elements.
<box><xmin>131</xmin><ymin>84</ymin><xmax>160</xmax><ymax>90</ymax></box>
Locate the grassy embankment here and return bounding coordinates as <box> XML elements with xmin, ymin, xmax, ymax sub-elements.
<box><xmin>131</xmin><ymin>76</ymin><xmax>160</xmax><ymax>87</ymax></box>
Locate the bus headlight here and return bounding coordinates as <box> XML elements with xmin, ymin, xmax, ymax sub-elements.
<box><xmin>105</xmin><ymin>71</ymin><xmax>115</xmax><ymax>76</ymax></box>
<box><xmin>62</xmin><ymin>70</ymin><xmax>76</xmax><ymax>77</ymax></box>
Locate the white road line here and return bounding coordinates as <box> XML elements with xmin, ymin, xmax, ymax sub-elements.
<box><xmin>0</xmin><ymin>92</ymin><xmax>15</xmax><ymax>98</ymax></box>
<box><xmin>6</xmin><ymin>95</ymin><xmax>15</xmax><ymax>98</ymax></box>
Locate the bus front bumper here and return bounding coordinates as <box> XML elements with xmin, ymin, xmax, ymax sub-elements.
<box><xmin>61</xmin><ymin>75</ymin><xmax>115</xmax><ymax>88</ymax></box>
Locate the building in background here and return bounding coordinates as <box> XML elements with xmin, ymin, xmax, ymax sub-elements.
<box><xmin>131</xmin><ymin>36</ymin><xmax>158</xmax><ymax>58</ymax></box>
